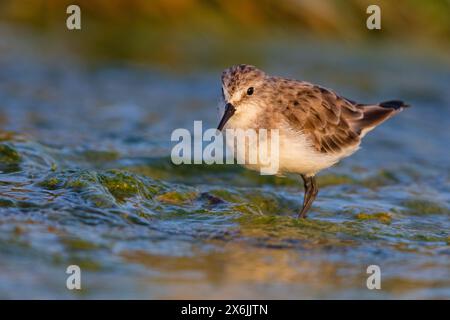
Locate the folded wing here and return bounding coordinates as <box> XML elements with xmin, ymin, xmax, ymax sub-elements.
<box><xmin>281</xmin><ymin>82</ymin><xmax>408</xmax><ymax>153</ymax></box>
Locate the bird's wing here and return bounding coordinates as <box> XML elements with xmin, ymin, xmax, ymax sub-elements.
<box><xmin>280</xmin><ymin>83</ymin><xmax>363</xmax><ymax>153</ymax></box>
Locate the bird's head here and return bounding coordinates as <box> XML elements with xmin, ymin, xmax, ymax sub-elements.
<box><xmin>217</xmin><ymin>64</ymin><xmax>266</xmax><ymax>131</ymax></box>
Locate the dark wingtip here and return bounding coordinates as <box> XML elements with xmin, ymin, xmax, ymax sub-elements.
<box><xmin>379</xmin><ymin>100</ymin><xmax>410</xmax><ymax>109</ymax></box>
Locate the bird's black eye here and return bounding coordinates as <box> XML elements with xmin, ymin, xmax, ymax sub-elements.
<box><xmin>247</xmin><ymin>87</ymin><xmax>254</xmax><ymax>95</ymax></box>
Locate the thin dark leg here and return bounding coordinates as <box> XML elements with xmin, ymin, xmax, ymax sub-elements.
<box><xmin>298</xmin><ymin>174</ymin><xmax>318</xmax><ymax>219</ymax></box>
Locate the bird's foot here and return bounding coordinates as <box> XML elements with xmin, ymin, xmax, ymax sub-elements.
<box><xmin>297</xmin><ymin>211</ymin><xmax>308</xmax><ymax>219</ymax></box>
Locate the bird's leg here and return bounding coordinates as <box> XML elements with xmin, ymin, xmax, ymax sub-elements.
<box><xmin>298</xmin><ymin>174</ymin><xmax>318</xmax><ymax>219</ymax></box>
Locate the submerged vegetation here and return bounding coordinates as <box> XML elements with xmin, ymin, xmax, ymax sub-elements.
<box><xmin>0</xmin><ymin>143</ymin><xmax>20</xmax><ymax>164</ymax></box>
<box><xmin>0</xmin><ymin>1</ymin><xmax>449</xmax><ymax>299</ymax></box>
<box><xmin>1</xmin><ymin>128</ymin><xmax>449</xmax><ymax>298</ymax></box>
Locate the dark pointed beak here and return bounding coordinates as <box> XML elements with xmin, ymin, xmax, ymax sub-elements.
<box><xmin>217</xmin><ymin>103</ymin><xmax>236</xmax><ymax>131</ymax></box>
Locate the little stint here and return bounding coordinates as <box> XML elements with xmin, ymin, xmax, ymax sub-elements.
<box><xmin>217</xmin><ymin>64</ymin><xmax>409</xmax><ymax>218</ymax></box>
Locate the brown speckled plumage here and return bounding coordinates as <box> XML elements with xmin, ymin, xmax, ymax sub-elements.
<box><xmin>218</xmin><ymin>64</ymin><xmax>409</xmax><ymax>218</ymax></box>
<box><xmin>221</xmin><ymin>64</ymin><xmax>408</xmax><ymax>154</ymax></box>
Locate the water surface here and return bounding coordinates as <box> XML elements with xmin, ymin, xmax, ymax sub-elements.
<box><xmin>0</xmin><ymin>27</ymin><xmax>449</xmax><ymax>299</ymax></box>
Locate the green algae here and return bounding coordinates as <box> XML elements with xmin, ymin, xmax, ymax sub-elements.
<box><xmin>0</xmin><ymin>131</ymin><xmax>18</xmax><ymax>142</ymax></box>
<box><xmin>0</xmin><ymin>38</ymin><xmax>449</xmax><ymax>299</ymax></box>
<box><xmin>411</xmin><ymin>234</ymin><xmax>449</xmax><ymax>243</ymax></box>
<box><xmin>65</xmin><ymin>177</ymin><xmax>90</xmax><ymax>190</ymax></box>
<box><xmin>317</xmin><ymin>174</ymin><xmax>356</xmax><ymax>187</ymax></box>
<box><xmin>0</xmin><ymin>198</ymin><xmax>15</xmax><ymax>207</ymax></box>
<box><xmin>62</xmin><ymin>237</ymin><xmax>100</xmax><ymax>251</ymax></box>
<box><xmin>37</xmin><ymin>169</ymin><xmax>165</xmax><ymax>206</ymax></box>
<box><xmin>2</xmin><ymin>148</ymin><xmax>450</xmax><ymax>299</ymax></box>
<box><xmin>0</xmin><ymin>143</ymin><xmax>21</xmax><ymax>164</ymax></box>
<box><xmin>355</xmin><ymin>212</ymin><xmax>392</xmax><ymax>224</ymax></box>
<box><xmin>66</xmin><ymin>257</ymin><xmax>102</xmax><ymax>271</ymax></box>
<box><xmin>206</xmin><ymin>188</ymin><xmax>295</xmax><ymax>216</ymax></box>
<box><xmin>402</xmin><ymin>199</ymin><xmax>450</xmax><ymax>215</ymax></box>
<box><xmin>37</xmin><ymin>176</ymin><xmax>62</xmax><ymax>190</ymax></box>
<box><xmin>127</xmin><ymin>159</ymin><xmax>300</xmax><ymax>187</ymax></box>
<box><xmin>98</xmin><ymin>170</ymin><xmax>165</xmax><ymax>202</ymax></box>
<box><xmin>98</xmin><ymin>170</ymin><xmax>142</xmax><ymax>201</ymax></box>
<box><xmin>129</xmin><ymin>159</ymin><xmax>403</xmax><ymax>191</ymax></box>
<box><xmin>157</xmin><ymin>190</ymin><xmax>197</xmax><ymax>205</ymax></box>
<box><xmin>208</xmin><ymin>189</ymin><xmax>245</xmax><ymax>203</ymax></box>
<box><xmin>360</xmin><ymin>169</ymin><xmax>400</xmax><ymax>188</ymax></box>
<box><xmin>239</xmin><ymin>191</ymin><xmax>292</xmax><ymax>215</ymax></box>
<box><xmin>234</xmin><ymin>213</ymin><xmax>378</xmax><ymax>244</ymax></box>
<box><xmin>38</xmin><ymin>171</ymin><xmax>91</xmax><ymax>190</ymax></box>
<box><xmin>80</xmin><ymin>150</ymin><xmax>120</xmax><ymax>163</ymax></box>
<box><xmin>50</xmin><ymin>163</ymin><xmax>57</xmax><ymax>172</ymax></box>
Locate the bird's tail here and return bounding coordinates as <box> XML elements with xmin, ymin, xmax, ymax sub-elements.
<box><xmin>378</xmin><ymin>100</ymin><xmax>410</xmax><ymax>110</ymax></box>
<box><xmin>351</xmin><ymin>100</ymin><xmax>410</xmax><ymax>137</ymax></box>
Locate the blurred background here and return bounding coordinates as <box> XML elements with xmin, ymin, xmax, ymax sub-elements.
<box><xmin>1</xmin><ymin>0</ymin><xmax>450</xmax><ymax>69</ymax></box>
<box><xmin>0</xmin><ymin>1</ymin><xmax>449</xmax><ymax>299</ymax></box>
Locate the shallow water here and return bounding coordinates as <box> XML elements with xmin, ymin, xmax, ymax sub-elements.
<box><xmin>0</xmin><ymin>27</ymin><xmax>449</xmax><ymax>299</ymax></box>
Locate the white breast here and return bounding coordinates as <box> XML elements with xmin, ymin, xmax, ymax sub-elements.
<box><xmin>220</xmin><ymin>104</ymin><xmax>360</xmax><ymax>176</ymax></box>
